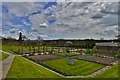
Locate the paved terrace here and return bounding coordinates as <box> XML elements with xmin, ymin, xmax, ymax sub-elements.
<box><xmin>0</xmin><ymin>50</ymin><xmax>15</xmax><ymax>79</ymax></box>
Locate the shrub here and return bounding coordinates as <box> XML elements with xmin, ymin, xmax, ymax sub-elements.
<box><xmin>92</xmin><ymin>46</ymin><xmax>97</xmax><ymax>53</ymax></box>
<box><xmin>114</xmin><ymin>54</ymin><xmax>120</xmax><ymax>59</ymax></box>
<box><xmin>115</xmin><ymin>48</ymin><xmax>120</xmax><ymax>59</ymax></box>
<box><xmin>10</xmin><ymin>50</ymin><xmax>19</xmax><ymax>54</ymax></box>
<box><xmin>22</xmin><ymin>55</ymin><xmax>35</xmax><ymax>62</ymax></box>
<box><xmin>117</xmin><ymin>48</ymin><xmax>120</xmax><ymax>54</ymax></box>
<box><xmin>86</xmin><ymin>49</ymin><xmax>90</xmax><ymax>54</ymax></box>
<box><xmin>22</xmin><ymin>55</ymin><xmax>28</xmax><ymax>58</ymax></box>
<box><xmin>66</xmin><ymin>50</ymin><xmax>70</xmax><ymax>53</ymax></box>
<box><xmin>48</xmin><ymin>51</ymin><xmax>53</xmax><ymax>54</ymax></box>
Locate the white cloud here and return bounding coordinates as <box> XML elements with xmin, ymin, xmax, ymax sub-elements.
<box><xmin>23</xmin><ymin>21</ymin><xmax>31</xmax><ymax>26</ymax></box>
<box><xmin>5</xmin><ymin>2</ymin><xmax>42</xmax><ymax>17</ymax></box>
<box><xmin>9</xmin><ymin>28</ymin><xmax>18</xmax><ymax>33</ymax></box>
<box><xmin>39</xmin><ymin>23</ymin><xmax>48</xmax><ymax>28</ymax></box>
<box><xmin>50</xmin><ymin>2</ymin><xmax>118</xmax><ymax>39</ymax></box>
<box><xmin>2</xmin><ymin>2</ymin><xmax>118</xmax><ymax>40</ymax></box>
<box><xmin>97</xmin><ymin>14</ymin><xmax>118</xmax><ymax>27</ymax></box>
<box><xmin>29</xmin><ymin>14</ymin><xmax>48</xmax><ymax>29</ymax></box>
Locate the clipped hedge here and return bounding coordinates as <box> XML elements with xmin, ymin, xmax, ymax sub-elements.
<box><xmin>22</xmin><ymin>55</ymin><xmax>35</xmax><ymax>62</ymax></box>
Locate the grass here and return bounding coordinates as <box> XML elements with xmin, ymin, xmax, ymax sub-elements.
<box><xmin>1</xmin><ymin>45</ymin><xmax>59</xmax><ymax>54</ymax></box>
<box><xmin>1</xmin><ymin>45</ymin><xmax>28</xmax><ymax>54</ymax></box>
<box><xmin>94</xmin><ymin>63</ymin><xmax>119</xmax><ymax>78</ymax></box>
<box><xmin>41</xmin><ymin>58</ymin><xmax>104</xmax><ymax>76</ymax></box>
<box><xmin>1</xmin><ymin>45</ymin><xmax>54</xmax><ymax>54</ymax></box>
<box><xmin>0</xmin><ymin>52</ymin><xmax>9</xmax><ymax>60</ymax></box>
<box><xmin>7</xmin><ymin>56</ymin><xmax>61</xmax><ymax>78</ymax></box>
<box><xmin>2</xmin><ymin>45</ymin><xmax>20</xmax><ymax>54</ymax></box>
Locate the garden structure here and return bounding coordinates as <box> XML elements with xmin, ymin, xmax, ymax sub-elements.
<box><xmin>96</xmin><ymin>42</ymin><xmax>119</xmax><ymax>57</ymax></box>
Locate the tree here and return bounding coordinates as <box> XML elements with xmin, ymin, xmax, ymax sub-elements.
<box><xmin>86</xmin><ymin>48</ymin><xmax>90</xmax><ymax>54</ymax></box>
<box><xmin>66</xmin><ymin>41</ymin><xmax>72</xmax><ymax>52</ymax></box>
<box><xmin>37</xmin><ymin>36</ymin><xmax>43</xmax><ymax>41</ymax></box>
<box><xmin>117</xmin><ymin>48</ymin><xmax>120</xmax><ymax>54</ymax></box>
<box><xmin>92</xmin><ymin>46</ymin><xmax>97</xmax><ymax>53</ymax></box>
<box><xmin>36</xmin><ymin>36</ymin><xmax>43</xmax><ymax>53</ymax></box>
<box><xmin>114</xmin><ymin>48</ymin><xmax>120</xmax><ymax>59</ymax></box>
<box><xmin>22</xmin><ymin>35</ymin><xmax>28</xmax><ymax>40</ymax></box>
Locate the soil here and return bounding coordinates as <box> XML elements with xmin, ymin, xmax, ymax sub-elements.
<box><xmin>73</xmin><ymin>55</ymin><xmax>117</xmax><ymax>66</ymax></box>
<box><xmin>29</xmin><ymin>55</ymin><xmax>64</xmax><ymax>62</ymax></box>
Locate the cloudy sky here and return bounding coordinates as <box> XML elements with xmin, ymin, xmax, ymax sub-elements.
<box><xmin>1</xmin><ymin>2</ymin><xmax>119</xmax><ymax>40</ymax></box>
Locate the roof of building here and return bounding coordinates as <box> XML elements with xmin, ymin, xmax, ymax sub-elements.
<box><xmin>95</xmin><ymin>42</ymin><xmax>119</xmax><ymax>46</ymax></box>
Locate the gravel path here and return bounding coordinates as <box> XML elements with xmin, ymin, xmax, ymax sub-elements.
<box><xmin>0</xmin><ymin>50</ymin><xmax>15</xmax><ymax>79</ymax></box>
<box><xmin>65</xmin><ymin>66</ymin><xmax>111</xmax><ymax>78</ymax></box>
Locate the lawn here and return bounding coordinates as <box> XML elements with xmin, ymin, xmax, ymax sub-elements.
<box><xmin>41</xmin><ymin>58</ymin><xmax>104</xmax><ymax>76</ymax></box>
<box><xmin>94</xmin><ymin>63</ymin><xmax>119</xmax><ymax>78</ymax></box>
<box><xmin>0</xmin><ymin>52</ymin><xmax>9</xmax><ymax>60</ymax></box>
<box><xmin>1</xmin><ymin>45</ymin><xmax>28</xmax><ymax>54</ymax></box>
<box><xmin>7</xmin><ymin>56</ymin><xmax>61</xmax><ymax>78</ymax></box>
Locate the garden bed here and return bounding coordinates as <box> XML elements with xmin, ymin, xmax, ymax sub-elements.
<box><xmin>73</xmin><ymin>55</ymin><xmax>117</xmax><ymax>66</ymax></box>
<box><xmin>29</xmin><ymin>54</ymin><xmax>64</xmax><ymax>62</ymax></box>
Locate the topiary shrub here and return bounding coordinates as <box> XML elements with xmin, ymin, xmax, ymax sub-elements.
<box><xmin>48</xmin><ymin>51</ymin><xmax>53</xmax><ymax>54</ymax></box>
<box><xmin>117</xmin><ymin>48</ymin><xmax>120</xmax><ymax>54</ymax></box>
<box><xmin>66</xmin><ymin>50</ymin><xmax>70</xmax><ymax>53</ymax></box>
<box><xmin>116</xmin><ymin>48</ymin><xmax>120</xmax><ymax>59</ymax></box>
<box><xmin>92</xmin><ymin>46</ymin><xmax>97</xmax><ymax>53</ymax></box>
<box><xmin>22</xmin><ymin>55</ymin><xmax>35</xmax><ymax>62</ymax></box>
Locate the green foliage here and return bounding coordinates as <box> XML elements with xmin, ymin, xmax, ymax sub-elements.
<box><xmin>23</xmin><ymin>55</ymin><xmax>35</xmax><ymax>62</ymax></box>
<box><xmin>86</xmin><ymin>49</ymin><xmax>93</xmax><ymax>54</ymax></box>
<box><xmin>114</xmin><ymin>49</ymin><xmax>120</xmax><ymax>59</ymax></box>
<box><xmin>115</xmin><ymin>54</ymin><xmax>120</xmax><ymax>59</ymax></box>
<box><xmin>48</xmin><ymin>51</ymin><xmax>53</xmax><ymax>54</ymax></box>
<box><xmin>86</xmin><ymin>49</ymin><xmax>90</xmax><ymax>54</ymax></box>
<box><xmin>92</xmin><ymin>46</ymin><xmax>97</xmax><ymax>53</ymax></box>
<box><xmin>66</xmin><ymin>50</ymin><xmax>70</xmax><ymax>53</ymax></box>
<box><xmin>117</xmin><ymin>48</ymin><xmax>120</xmax><ymax>54</ymax></box>
<box><xmin>0</xmin><ymin>52</ymin><xmax>9</xmax><ymax>60</ymax></box>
